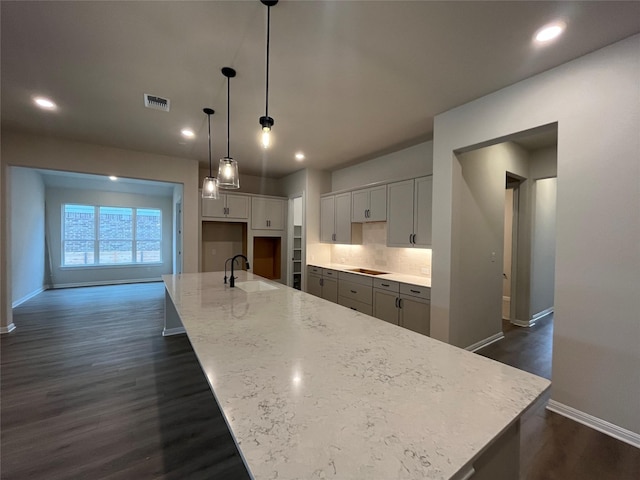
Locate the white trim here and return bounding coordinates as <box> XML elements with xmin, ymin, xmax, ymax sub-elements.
<box><xmin>52</xmin><ymin>278</ymin><xmax>162</xmax><ymax>289</ymax></box>
<box><xmin>465</xmin><ymin>332</ymin><xmax>504</xmax><ymax>352</ymax></box>
<box><xmin>531</xmin><ymin>306</ymin><xmax>554</xmax><ymax>322</ymax></box>
<box><xmin>0</xmin><ymin>323</ymin><xmax>17</xmax><ymax>334</ymax></box>
<box><xmin>12</xmin><ymin>287</ymin><xmax>45</xmax><ymax>308</ymax></box>
<box><xmin>510</xmin><ymin>306</ymin><xmax>553</xmax><ymax>328</ymax></box>
<box><xmin>510</xmin><ymin>318</ymin><xmax>537</xmax><ymax>328</ymax></box>
<box><xmin>162</xmin><ymin>326</ymin><xmax>186</xmax><ymax>336</ymax></box>
<box><xmin>547</xmin><ymin>400</ymin><xmax>640</xmax><ymax>448</ymax></box>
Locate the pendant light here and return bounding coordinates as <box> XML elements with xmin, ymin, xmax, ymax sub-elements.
<box><xmin>201</xmin><ymin>108</ymin><xmax>219</xmax><ymax>199</ymax></box>
<box><xmin>259</xmin><ymin>0</ymin><xmax>278</xmax><ymax>149</ymax></box>
<box><xmin>218</xmin><ymin>67</ymin><xmax>240</xmax><ymax>189</ymax></box>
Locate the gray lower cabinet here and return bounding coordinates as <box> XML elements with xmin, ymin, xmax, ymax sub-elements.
<box><xmin>373</xmin><ymin>279</ymin><xmax>431</xmax><ymax>336</ymax></box>
<box><xmin>307</xmin><ymin>267</ymin><xmax>338</xmax><ymax>302</ymax></box>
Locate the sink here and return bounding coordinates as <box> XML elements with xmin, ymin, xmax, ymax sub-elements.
<box><xmin>347</xmin><ymin>268</ymin><xmax>389</xmax><ymax>276</ymax></box>
<box><xmin>235</xmin><ymin>281</ymin><xmax>279</xmax><ymax>293</ymax></box>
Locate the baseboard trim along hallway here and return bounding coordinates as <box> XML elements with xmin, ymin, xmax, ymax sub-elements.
<box><xmin>465</xmin><ymin>332</ymin><xmax>504</xmax><ymax>353</ymax></box>
<box><xmin>547</xmin><ymin>399</ymin><xmax>640</xmax><ymax>448</ymax></box>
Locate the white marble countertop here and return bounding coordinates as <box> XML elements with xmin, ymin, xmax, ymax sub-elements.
<box><xmin>308</xmin><ymin>262</ymin><xmax>432</xmax><ymax>287</ymax></box>
<box><xmin>163</xmin><ymin>271</ymin><xmax>549</xmax><ymax>480</ymax></box>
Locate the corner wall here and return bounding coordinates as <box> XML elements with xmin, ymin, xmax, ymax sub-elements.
<box><xmin>10</xmin><ymin>167</ymin><xmax>46</xmax><ymax>306</ymax></box>
<box><xmin>432</xmin><ymin>34</ymin><xmax>640</xmax><ymax>435</ymax></box>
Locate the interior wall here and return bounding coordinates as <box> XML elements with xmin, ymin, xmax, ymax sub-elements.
<box><xmin>330</xmin><ymin>141</ymin><xmax>433</xmax><ymax>191</ymax></box>
<box><xmin>198</xmin><ymin>168</ymin><xmax>283</xmax><ymax>196</ymax></box>
<box><xmin>530</xmin><ymin>177</ymin><xmax>557</xmax><ymax>316</ymax></box>
<box><xmin>0</xmin><ymin>131</ymin><xmax>200</xmax><ymax>331</ymax></box>
<box><xmin>455</xmin><ymin>142</ymin><xmax>531</xmax><ymax>348</ymax></box>
<box><xmin>432</xmin><ymin>34</ymin><xmax>640</xmax><ymax>434</ymax></box>
<box><xmin>201</xmin><ymin>221</ymin><xmax>245</xmax><ymax>272</ymax></box>
<box><xmin>10</xmin><ymin>167</ymin><xmax>46</xmax><ymax>306</ymax></box>
<box><xmin>45</xmin><ymin>187</ymin><xmax>173</xmax><ymax>287</ymax></box>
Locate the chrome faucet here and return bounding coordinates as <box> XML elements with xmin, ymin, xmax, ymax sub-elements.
<box><xmin>228</xmin><ymin>254</ymin><xmax>250</xmax><ymax>288</ymax></box>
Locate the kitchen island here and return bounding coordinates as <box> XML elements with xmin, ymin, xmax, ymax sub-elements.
<box><xmin>163</xmin><ymin>271</ymin><xmax>550</xmax><ymax>479</ymax></box>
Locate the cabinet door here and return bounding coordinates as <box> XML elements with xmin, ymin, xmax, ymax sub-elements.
<box><xmin>368</xmin><ymin>185</ymin><xmax>387</xmax><ymax>222</ymax></box>
<box><xmin>399</xmin><ymin>296</ymin><xmax>430</xmax><ymax>336</ymax></box>
<box><xmin>226</xmin><ymin>194</ymin><xmax>249</xmax><ymax>219</ymax></box>
<box><xmin>351</xmin><ymin>189</ymin><xmax>369</xmax><ymax>223</ymax></box>
<box><xmin>322</xmin><ymin>277</ymin><xmax>338</xmax><ymax>303</ymax></box>
<box><xmin>202</xmin><ymin>196</ymin><xmax>227</xmax><ymax>218</ymax></box>
<box><xmin>387</xmin><ymin>180</ymin><xmax>414</xmax><ymax>247</ymax></box>
<box><xmin>413</xmin><ymin>176</ymin><xmax>432</xmax><ymax>247</ymax></box>
<box><xmin>307</xmin><ymin>274</ymin><xmax>323</xmax><ymax>298</ymax></box>
<box><xmin>334</xmin><ymin>192</ymin><xmax>352</xmax><ymax>243</ymax></box>
<box><xmin>373</xmin><ymin>289</ymin><xmax>399</xmax><ymax>325</ymax></box>
<box><xmin>251</xmin><ymin>197</ymin><xmax>284</xmax><ymax>229</ymax></box>
<box><xmin>320</xmin><ymin>196</ymin><xmax>335</xmax><ymax>243</ymax></box>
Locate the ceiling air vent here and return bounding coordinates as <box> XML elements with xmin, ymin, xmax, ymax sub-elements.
<box><xmin>144</xmin><ymin>93</ymin><xmax>170</xmax><ymax>112</ymax></box>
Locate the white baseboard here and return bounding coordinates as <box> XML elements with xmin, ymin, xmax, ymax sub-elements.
<box><xmin>547</xmin><ymin>400</ymin><xmax>640</xmax><ymax>448</ymax></box>
<box><xmin>162</xmin><ymin>327</ymin><xmax>186</xmax><ymax>336</ymax></box>
<box><xmin>531</xmin><ymin>306</ymin><xmax>554</xmax><ymax>322</ymax></box>
<box><xmin>511</xmin><ymin>306</ymin><xmax>554</xmax><ymax>328</ymax></box>
<box><xmin>0</xmin><ymin>323</ymin><xmax>17</xmax><ymax>334</ymax></box>
<box><xmin>52</xmin><ymin>278</ymin><xmax>162</xmax><ymax>289</ymax></box>
<box><xmin>465</xmin><ymin>332</ymin><xmax>504</xmax><ymax>352</ymax></box>
<box><xmin>12</xmin><ymin>287</ymin><xmax>45</xmax><ymax>308</ymax></box>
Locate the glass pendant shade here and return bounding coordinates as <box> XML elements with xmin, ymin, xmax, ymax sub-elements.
<box><xmin>202</xmin><ymin>176</ymin><xmax>219</xmax><ymax>199</ymax></box>
<box><xmin>217</xmin><ymin>157</ymin><xmax>239</xmax><ymax>189</ymax></box>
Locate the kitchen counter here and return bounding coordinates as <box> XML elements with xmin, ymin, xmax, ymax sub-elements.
<box><xmin>163</xmin><ymin>271</ymin><xmax>549</xmax><ymax>479</ymax></box>
<box><xmin>308</xmin><ymin>262</ymin><xmax>431</xmax><ymax>287</ymax></box>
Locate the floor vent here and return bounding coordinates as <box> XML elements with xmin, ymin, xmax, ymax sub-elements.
<box><xmin>144</xmin><ymin>94</ymin><xmax>170</xmax><ymax>112</ymax></box>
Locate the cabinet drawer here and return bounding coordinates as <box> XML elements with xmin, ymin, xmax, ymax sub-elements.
<box><xmin>338</xmin><ymin>271</ymin><xmax>374</xmax><ymax>287</ymax></box>
<box><xmin>308</xmin><ymin>265</ymin><xmax>322</xmax><ymax>275</ymax></box>
<box><xmin>338</xmin><ymin>296</ymin><xmax>373</xmax><ymax>316</ymax></box>
<box><xmin>373</xmin><ymin>278</ymin><xmax>399</xmax><ymax>292</ymax></box>
<box><xmin>339</xmin><ymin>280</ymin><xmax>372</xmax><ymax>305</ymax></box>
<box><xmin>400</xmin><ymin>283</ymin><xmax>430</xmax><ymax>300</ymax></box>
<box><xmin>322</xmin><ymin>268</ymin><xmax>338</xmax><ymax>278</ymax></box>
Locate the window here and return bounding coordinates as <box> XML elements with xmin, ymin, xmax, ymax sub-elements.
<box><xmin>63</xmin><ymin>204</ymin><xmax>162</xmax><ymax>266</ymax></box>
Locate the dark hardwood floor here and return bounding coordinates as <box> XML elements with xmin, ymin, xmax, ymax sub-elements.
<box><xmin>2</xmin><ymin>285</ymin><xmax>639</xmax><ymax>479</ymax></box>
<box><xmin>478</xmin><ymin>315</ymin><xmax>640</xmax><ymax>480</ymax></box>
<box><xmin>1</xmin><ymin>283</ymin><xmax>250</xmax><ymax>480</ymax></box>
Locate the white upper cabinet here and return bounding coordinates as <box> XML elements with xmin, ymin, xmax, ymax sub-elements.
<box><xmin>351</xmin><ymin>185</ymin><xmax>387</xmax><ymax>222</ymax></box>
<box><xmin>387</xmin><ymin>176</ymin><xmax>432</xmax><ymax>248</ymax></box>
<box><xmin>251</xmin><ymin>197</ymin><xmax>285</xmax><ymax>230</ymax></box>
<box><xmin>202</xmin><ymin>193</ymin><xmax>249</xmax><ymax>220</ymax></box>
<box><xmin>321</xmin><ymin>192</ymin><xmax>360</xmax><ymax>244</ymax></box>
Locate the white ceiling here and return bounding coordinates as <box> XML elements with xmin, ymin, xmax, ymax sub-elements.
<box><xmin>2</xmin><ymin>1</ymin><xmax>639</xmax><ymax>178</ymax></box>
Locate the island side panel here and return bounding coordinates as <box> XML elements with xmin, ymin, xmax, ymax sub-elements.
<box><xmin>163</xmin><ymin>287</ymin><xmax>185</xmax><ymax>336</ymax></box>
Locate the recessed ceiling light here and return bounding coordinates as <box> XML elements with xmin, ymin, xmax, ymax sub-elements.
<box><xmin>109</xmin><ymin>176</ymin><xmax>118</xmax><ymax>181</ymax></box>
<box><xmin>33</xmin><ymin>96</ymin><xmax>57</xmax><ymax>110</ymax></box>
<box><xmin>181</xmin><ymin>128</ymin><xmax>195</xmax><ymax>139</ymax></box>
<box><xmin>295</xmin><ymin>152</ymin><xmax>305</xmax><ymax>161</ymax></box>
<box><xmin>534</xmin><ymin>21</ymin><xmax>566</xmax><ymax>43</ymax></box>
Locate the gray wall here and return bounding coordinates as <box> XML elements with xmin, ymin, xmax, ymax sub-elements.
<box><xmin>456</xmin><ymin>142</ymin><xmax>531</xmax><ymax>347</ymax></box>
<box><xmin>331</xmin><ymin>141</ymin><xmax>433</xmax><ymax>191</ymax></box>
<box><xmin>530</xmin><ymin>177</ymin><xmax>556</xmax><ymax>316</ymax></box>
<box><xmin>432</xmin><ymin>34</ymin><xmax>640</xmax><ymax>434</ymax></box>
<box><xmin>45</xmin><ymin>187</ymin><xmax>173</xmax><ymax>287</ymax></box>
<box><xmin>10</xmin><ymin>167</ymin><xmax>46</xmax><ymax>305</ymax></box>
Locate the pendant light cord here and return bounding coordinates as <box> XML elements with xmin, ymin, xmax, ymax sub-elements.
<box><xmin>227</xmin><ymin>75</ymin><xmax>231</xmax><ymax>159</ymax></box>
<box><xmin>265</xmin><ymin>5</ymin><xmax>271</xmax><ymax>118</ymax></box>
<box><xmin>207</xmin><ymin>113</ymin><xmax>212</xmax><ymax>176</ymax></box>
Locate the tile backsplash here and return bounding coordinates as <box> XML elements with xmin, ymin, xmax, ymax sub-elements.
<box><xmin>331</xmin><ymin>223</ymin><xmax>431</xmax><ymax>277</ymax></box>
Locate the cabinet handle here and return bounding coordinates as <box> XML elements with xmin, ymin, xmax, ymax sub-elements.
<box><xmin>395</xmin><ymin>297</ymin><xmax>399</xmax><ymax>308</ymax></box>
<box><xmin>409</xmin><ymin>233</ymin><xmax>413</xmax><ymax>244</ymax></box>
<box><xmin>381</xmin><ymin>283</ymin><xmax>389</xmax><ymax>287</ymax></box>
<box><xmin>399</xmin><ymin>298</ymin><xmax>403</xmax><ymax>309</ymax></box>
<box><xmin>410</xmin><ymin>289</ymin><xmax>421</xmax><ymax>294</ymax></box>
<box><xmin>350</xmin><ymin>289</ymin><xmax>357</xmax><ymax>294</ymax></box>
<box><xmin>320</xmin><ymin>278</ymin><xmax>324</xmax><ymax>286</ymax></box>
